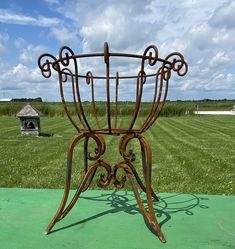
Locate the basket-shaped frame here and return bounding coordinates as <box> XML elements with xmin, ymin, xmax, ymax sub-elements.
<box><xmin>38</xmin><ymin>42</ymin><xmax>188</xmax><ymax>243</ymax></box>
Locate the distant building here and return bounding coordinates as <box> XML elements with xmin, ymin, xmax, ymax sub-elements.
<box><xmin>16</xmin><ymin>104</ymin><xmax>42</xmax><ymax>136</ymax></box>
<box><xmin>232</xmin><ymin>105</ymin><xmax>235</xmax><ymax>111</ymax></box>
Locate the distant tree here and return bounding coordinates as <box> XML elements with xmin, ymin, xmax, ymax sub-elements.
<box><xmin>11</xmin><ymin>97</ymin><xmax>43</xmax><ymax>102</ymax></box>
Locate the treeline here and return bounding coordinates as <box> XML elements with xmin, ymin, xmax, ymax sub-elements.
<box><xmin>175</xmin><ymin>98</ymin><xmax>235</xmax><ymax>102</ymax></box>
<box><xmin>11</xmin><ymin>97</ymin><xmax>43</xmax><ymax>102</ymax></box>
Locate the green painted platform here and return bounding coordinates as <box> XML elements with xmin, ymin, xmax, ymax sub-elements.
<box><xmin>0</xmin><ymin>188</ymin><xmax>235</xmax><ymax>249</ymax></box>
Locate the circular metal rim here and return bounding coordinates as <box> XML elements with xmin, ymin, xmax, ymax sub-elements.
<box><xmin>52</xmin><ymin>52</ymin><xmax>171</xmax><ymax>80</ymax></box>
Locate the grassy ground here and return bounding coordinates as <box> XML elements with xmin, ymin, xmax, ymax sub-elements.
<box><xmin>0</xmin><ymin>115</ymin><xmax>234</xmax><ymax>195</ymax></box>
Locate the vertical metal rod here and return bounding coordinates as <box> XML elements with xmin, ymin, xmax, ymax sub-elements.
<box><xmin>73</xmin><ymin>58</ymin><xmax>92</xmax><ymax>132</ymax></box>
<box><xmin>104</xmin><ymin>42</ymin><xmax>111</xmax><ymax>133</ymax></box>
<box><xmin>58</xmin><ymin>72</ymin><xmax>80</xmax><ymax>133</ymax></box>
<box><xmin>62</xmin><ymin>68</ymin><xmax>86</xmax><ymax>129</ymax></box>
<box><xmin>86</xmin><ymin>71</ymin><xmax>100</xmax><ymax>129</ymax></box>
<box><xmin>71</xmin><ymin>75</ymin><xmax>86</xmax><ymax>128</ymax></box>
<box><xmin>139</xmin><ymin>67</ymin><xmax>161</xmax><ymax>132</ymax></box>
<box><xmin>83</xmin><ymin>136</ymin><xmax>88</xmax><ymax>174</ymax></box>
<box><xmin>115</xmin><ymin>72</ymin><xmax>119</xmax><ymax>129</ymax></box>
<box><xmin>128</xmin><ymin>68</ymin><xmax>145</xmax><ymax>131</ymax></box>
<box><xmin>143</xmin><ymin>67</ymin><xmax>170</xmax><ymax>132</ymax></box>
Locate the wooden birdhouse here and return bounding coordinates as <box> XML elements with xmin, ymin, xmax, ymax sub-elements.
<box><xmin>16</xmin><ymin>104</ymin><xmax>42</xmax><ymax>135</ymax></box>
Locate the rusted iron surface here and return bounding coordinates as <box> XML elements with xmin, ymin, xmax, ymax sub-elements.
<box><xmin>38</xmin><ymin>43</ymin><xmax>188</xmax><ymax>243</ymax></box>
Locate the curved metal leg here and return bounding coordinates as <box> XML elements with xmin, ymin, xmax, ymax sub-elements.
<box><xmin>45</xmin><ymin>134</ymin><xmax>85</xmax><ymax>235</ymax></box>
<box><xmin>60</xmin><ymin>134</ymin><xmax>107</xmax><ymax>220</ymax></box>
<box><xmin>82</xmin><ymin>136</ymin><xmax>98</xmax><ymax>192</ymax></box>
<box><xmin>119</xmin><ymin>134</ymin><xmax>159</xmax><ymax>201</ymax></box>
<box><xmin>114</xmin><ymin>161</ymin><xmax>166</xmax><ymax>243</ymax></box>
<box><xmin>45</xmin><ymin>132</ymin><xmax>165</xmax><ymax>242</ymax></box>
<box><xmin>119</xmin><ymin>134</ymin><xmax>165</xmax><ymax>242</ymax></box>
<box><xmin>60</xmin><ymin>166</ymin><xmax>97</xmax><ymax>219</ymax></box>
<box><xmin>128</xmin><ymin>161</ymin><xmax>159</xmax><ymax>202</ymax></box>
<box><xmin>45</xmin><ymin>133</ymin><xmax>106</xmax><ymax>234</ymax></box>
<box><xmin>60</xmin><ymin>159</ymin><xmax>111</xmax><ymax>219</ymax></box>
<box><xmin>139</xmin><ymin>136</ymin><xmax>159</xmax><ymax>201</ymax></box>
<box><xmin>128</xmin><ymin>170</ymin><xmax>166</xmax><ymax>242</ymax></box>
<box><xmin>138</xmin><ymin>136</ymin><xmax>166</xmax><ymax>242</ymax></box>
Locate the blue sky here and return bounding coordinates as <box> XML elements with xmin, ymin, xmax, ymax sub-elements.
<box><xmin>0</xmin><ymin>0</ymin><xmax>235</xmax><ymax>101</ymax></box>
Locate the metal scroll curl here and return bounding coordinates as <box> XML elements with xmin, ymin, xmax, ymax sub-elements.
<box><xmin>59</xmin><ymin>46</ymin><xmax>75</xmax><ymax>67</ymax></box>
<box><xmin>113</xmin><ymin>162</ymin><xmax>129</xmax><ymax>189</ymax></box>
<box><xmin>165</xmin><ymin>52</ymin><xmax>188</xmax><ymax>77</ymax></box>
<box><xmin>96</xmin><ymin>159</ymin><xmax>112</xmax><ymax>188</ymax></box>
<box><xmin>143</xmin><ymin>45</ymin><xmax>158</xmax><ymax>66</ymax></box>
<box><xmin>38</xmin><ymin>53</ymin><xmax>57</xmax><ymax>78</ymax></box>
<box><xmin>86</xmin><ymin>134</ymin><xmax>106</xmax><ymax>161</ymax></box>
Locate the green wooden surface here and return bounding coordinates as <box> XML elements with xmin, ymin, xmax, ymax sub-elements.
<box><xmin>0</xmin><ymin>188</ymin><xmax>235</xmax><ymax>249</ymax></box>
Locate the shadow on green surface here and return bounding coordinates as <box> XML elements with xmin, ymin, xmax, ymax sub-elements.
<box><xmin>49</xmin><ymin>191</ymin><xmax>209</xmax><ymax>235</ymax></box>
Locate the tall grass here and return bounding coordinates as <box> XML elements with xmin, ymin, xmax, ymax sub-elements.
<box><xmin>0</xmin><ymin>101</ymin><xmax>195</xmax><ymax>117</ymax></box>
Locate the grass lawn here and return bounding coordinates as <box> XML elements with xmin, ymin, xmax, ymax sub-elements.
<box><xmin>0</xmin><ymin>115</ymin><xmax>234</xmax><ymax>195</ymax></box>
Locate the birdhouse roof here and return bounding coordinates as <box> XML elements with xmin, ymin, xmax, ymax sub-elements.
<box><xmin>16</xmin><ymin>104</ymin><xmax>42</xmax><ymax>117</ymax></box>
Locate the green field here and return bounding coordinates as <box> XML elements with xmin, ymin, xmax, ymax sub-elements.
<box><xmin>0</xmin><ymin>115</ymin><xmax>234</xmax><ymax>195</ymax></box>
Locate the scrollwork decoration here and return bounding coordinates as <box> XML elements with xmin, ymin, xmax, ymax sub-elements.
<box><xmin>165</xmin><ymin>52</ymin><xmax>188</xmax><ymax>77</ymax></box>
<box><xmin>59</xmin><ymin>46</ymin><xmax>75</xmax><ymax>67</ymax></box>
<box><xmin>38</xmin><ymin>53</ymin><xmax>57</xmax><ymax>78</ymax></box>
<box><xmin>86</xmin><ymin>134</ymin><xmax>106</xmax><ymax>161</ymax></box>
<box><xmin>143</xmin><ymin>45</ymin><xmax>158</xmax><ymax>66</ymax></box>
<box><xmin>96</xmin><ymin>159</ymin><xmax>112</xmax><ymax>188</ymax></box>
<box><xmin>113</xmin><ymin>162</ymin><xmax>130</xmax><ymax>189</ymax></box>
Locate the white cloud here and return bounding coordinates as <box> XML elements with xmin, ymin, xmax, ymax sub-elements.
<box><xmin>0</xmin><ymin>8</ymin><xmax>61</xmax><ymax>27</ymax></box>
<box><xmin>209</xmin><ymin>51</ymin><xmax>231</xmax><ymax>68</ymax></box>
<box><xmin>19</xmin><ymin>44</ymin><xmax>47</xmax><ymax>63</ymax></box>
<box><xmin>50</xmin><ymin>26</ymin><xmax>79</xmax><ymax>45</ymax></box>
<box><xmin>56</xmin><ymin>1</ymin><xmax>164</xmax><ymax>52</ymax></box>
<box><xmin>210</xmin><ymin>1</ymin><xmax>235</xmax><ymax>29</ymax></box>
<box><xmin>80</xmin><ymin>3</ymin><xmax>153</xmax><ymax>52</ymax></box>
<box><xmin>0</xmin><ymin>63</ymin><xmax>60</xmax><ymax>100</ymax></box>
<box><xmin>0</xmin><ymin>32</ymin><xmax>9</xmax><ymax>55</ymax></box>
<box><xmin>45</xmin><ymin>0</ymin><xmax>235</xmax><ymax>100</ymax></box>
<box><xmin>14</xmin><ymin>37</ymin><xmax>27</xmax><ymax>49</ymax></box>
<box><xmin>43</xmin><ymin>0</ymin><xmax>60</xmax><ymax>5</ymax></box>
<box><xmin>2</xmin><ymin>0</ymin><xmax>235</xmax><ymax>100</ymax></box>
<box><xmin>1</xmin><ymin>64</ymin><xmax>42</xmax><ymax>83</ymax></box>
<box><xmin>187</xmin><ymin>23</ymin><xmax>213</xmax><ymax>51</ymax></box>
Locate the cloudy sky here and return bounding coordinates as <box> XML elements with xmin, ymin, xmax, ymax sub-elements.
<box><xmin>0</xmin><ymin>0</ymin><xmax>235</xmax><ymax>101</ymax></box>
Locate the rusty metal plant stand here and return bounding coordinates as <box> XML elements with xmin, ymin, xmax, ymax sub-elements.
<box><xmin>38</xmin><ymin>43</ymin><xmax>188</xmax><ymax>243</ymax></box>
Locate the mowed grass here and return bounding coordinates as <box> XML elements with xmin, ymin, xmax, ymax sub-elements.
<box><xmin>0</xmin><ymin>115</ymin><xmax>234</xmax><ymax>195</ymax></box>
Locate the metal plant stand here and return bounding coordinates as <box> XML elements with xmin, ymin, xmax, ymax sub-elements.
<box><xmin>38</xmin><ymin>43</ymin><xmax>187</xmax><ymax>243</ymax></box>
